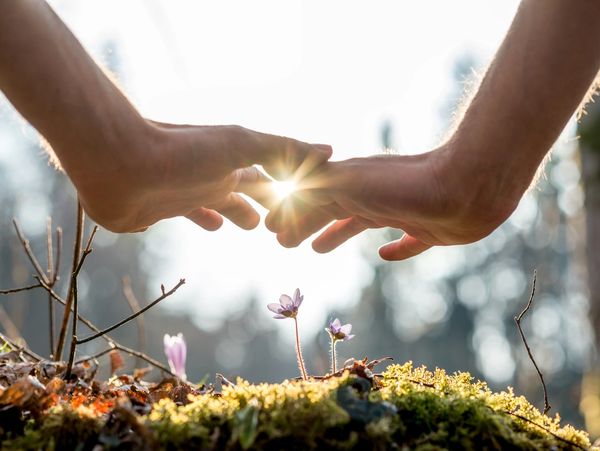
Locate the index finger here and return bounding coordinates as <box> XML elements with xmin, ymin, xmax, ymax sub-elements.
<box><xmin>228</xmin><ymin>127</ymin><xmax>332</xmax><ymax>180</ymax></box>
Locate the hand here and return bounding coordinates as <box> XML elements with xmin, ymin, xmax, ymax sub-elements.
<box><xmin>71</xmin><ymin>121</ymin><xmax>332</xmax><ymax>233</ymax></box>
<box><xmin>265</xmin><ymin>146</ymin><xmax>520</xmax><ymax>261</ymax></box>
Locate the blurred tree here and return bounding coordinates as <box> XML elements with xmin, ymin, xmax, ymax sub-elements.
<box><xmin>578</xmin><ymin>96</ymin><xmax>600</xmax><ymax>435</ymax></box>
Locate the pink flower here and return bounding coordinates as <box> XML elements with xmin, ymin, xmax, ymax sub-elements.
<box><xmin>163</xmin><ymin>333</ymin><xmax>187</xmax><ymax>381</ymax></box>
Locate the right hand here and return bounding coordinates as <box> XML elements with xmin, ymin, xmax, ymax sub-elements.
<box><xmin>265</xmin><ymin>145</ymin><xmax>521</xmax><ymax>261</ymax></box>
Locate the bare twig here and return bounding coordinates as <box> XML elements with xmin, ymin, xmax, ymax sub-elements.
<box><xmin>12</xmin><ymin>219</ymin><xmax>50</xmax><ymax>285</ymax></box>
<box><xmin>505</xmin><ymin>411</ymin><xmax>586</xmax><ymax>450</ymax></box>
<box><xmin>0</xmin><ymin>331</ymin><xmax>43</xmax><ymax>362</ymax></box>
<box><xmin>76</xmin><ymin>279</ymin><xmax>185</xmax><ymax>345</ymax></box>
<box><xmin>122</xmin><ymin>276</ymin><xmax>147</xmax><ymax>368</ymax></box>
<box><xmin>112</xmin><ymin>342</ymin><xmax>173</xmax><ymax>374</ymax></box>
<box><xmin>35</xmin><ymin>275</ymin><xmax>176</xmax><ymax>377</ymax></box>
<box><xmin>46</xmin><ymin>218</ymin><xmax>55</xmax><ymax>355</ymax></box>
<box><xmin>65</xmin><ymin>226</ymin><xmax>98</xmax><ymax>379</ymax></box>
<box><xmin>514</xmin><ymin>270</ymin><xmax>550</xmax><ymax>416</ymax></box>
<box><xmin>55</xmin><ymin>201</ymin><xmax>84</xmax><ymax>359</ymax></box>
<box><xmin>52</xmin><ymin>227</ymin><xmax>63</xmax><ymax>285</ymax></box>
<box><xmin>46</xmin><ymin>218</ymin><xmax>54</xmax><ymax>279</ymax></box>
<box><xmin>74</xmin><ymin>347</ymin><xmax>114</xmax><ymax>365</ymax></box>
<box><xmin>0</xmin><ymin>283</ymin><xmax>42</xmax><ymax>295</ymax></box>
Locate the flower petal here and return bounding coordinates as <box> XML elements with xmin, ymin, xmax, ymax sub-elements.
<box><xmin>267</xmin><ymin>303</ymin><xmax>283</xmax><ymax>314</ymax></box>
<box><xmin>332</xmin><ymin>318</ymin><xmax>342</xmax><ymax>330</ymax></box>
<box><xmin>272</xmin><ymin>314</ymin><xmax>287</xmax><ymax>319</ymax></box>
<box><xmin>340</xmin><ymin>324</ymin><xmax>352</xmax><ymax>336</ymax></box>
<box><xmin>279</xmin><ymin>294</ymin><xmax>294</xmax><ymax>309</ymax></box>
<box><xmin>293</xmin><ymin>288</ymin><xmax>304</xmax><ymax>308</ymax></box>
<box><xmin>345</xmin><ymin>334</ymin><xmax>355</xmax><ymax>341</ymax></box>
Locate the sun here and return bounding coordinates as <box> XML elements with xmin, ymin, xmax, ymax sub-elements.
<box><xmin>272</xmin><ymin>180</ymin><xmax>297</xmax><ymax>200</ymax></box>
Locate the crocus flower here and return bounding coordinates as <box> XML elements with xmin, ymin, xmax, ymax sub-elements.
<box><xmin>267</xmin><ymin>288</ymin><xmax>303</xmax><ymax>319</ymax></box>
<box><xmin>163</xmin><ymin>333</ymin><xmax>187</xmax><ymax>381</ymax></box>
<box><xmin>326</xmin><ymin>318</ymin><xmax>355</xmax><ymax>342</ymax></box>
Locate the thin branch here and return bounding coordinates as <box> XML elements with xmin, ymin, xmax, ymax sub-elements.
<box><xmin>0</xmin><ymin>283</ymin><xmax>42</xmax><ymax>295</ymax></box>
<box><xmin>55</xmin><ymin>201</ymin><xmax>84</xmax><ymax>359</ymax></box>
<box><xmin>0</xmin><ymin>331</ymin><xmax>43</xmax><ymax>362</ymax></box>
<box><xmin>122</xmin><ymin>275</ymin><xmax>146</xmax><ymax>368</ymax></box>
<box><xmin>35</xmin><ymin>275</ymin><xmax>176</xmax><ymax>377</ymax></box>
<box><xmin>52</xmin><ymin>227</ymin><xmax>63</xmax><ymax>285</ymax></box>
<box><xmin>111</xmin><ymin>342</ymin><xmax>173</xmax><ymax>375</ymax></box>
<box><xmin>12</xmin><ymin>219</ymin><xmax>50</xmax><ymax>285</ymax></box>
<box><xmin>514</xmin><ymin>270</ymin><xmax>551</xmax><ymax>416</ymax></box>
<box><xmin>77</xmin><ymin>279</ymin><xmax>185</xmax><ymax>345</ymax></box>
<box><xmin>74</xmin><ymin>347</ymin><xmax>114</xmax><ymax>365</ymax></box>
<box><xmin>505</xmin><ymin>411</ymin><xmax>586</xmax><ymax>450</ymax></box>
<box><xmin>46</xmin><ymin>218</ymin><xmax>55</xmax><ymax>356</ymax></box>
<box><xmin>46</xmin><ymin>217</ymin><xmax>54</xmax><ymax>278</ymax></box>
<box><xmin>65</xmin><ymin>226</ymin><xmax>98</xmax><ymax>379</ymax></box>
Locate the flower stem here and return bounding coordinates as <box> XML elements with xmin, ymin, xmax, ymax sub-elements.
<box><xmin>293</xmin><ymin>317</ymin><xmax>308</xmax><ymax>380</ymax></box>
<box><xmin>330</xmin><ymin>338</ymin><xmax>337</xmax><ymax>374</ymax></box>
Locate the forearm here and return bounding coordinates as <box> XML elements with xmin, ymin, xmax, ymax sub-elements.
<box><xmin>447</xmin><ymin>0</ymin><xmax>600</xmax><ymax>209</ymax></box>
<box><xmin>0</xmin><ymin>0</ymin><xmax>150</xmax><ymax>178</ymax></box>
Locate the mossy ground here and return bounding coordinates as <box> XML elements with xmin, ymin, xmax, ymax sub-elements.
<box><xmin>1</xmin><ymin>362</ymin><xmax>594</xmax><ymax>450</ymax></box>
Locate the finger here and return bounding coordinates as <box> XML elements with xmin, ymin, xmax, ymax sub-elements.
<box><xmin>378</xmin><ymin>234</ymin><xmax>433</xmax><ymax>261</ymax></box>
<box><xmin>211</xmin><ymin>193</ymin><xmax>261</xmax><ymax>230</ymax></box>
<box><xmin>233</xmin><ymin>166</ymin><xmax>278</xmax><ymax>209</ymax></box>
<box><xmin>229</xmin><ymin>127</ymin><xmax>332</xmax><ymax>179</ymax></box>
<box><xmin>276</xmin><ymin>207</ymin><xmax>338</xmax><ymax>248</ymax></box>
<box><xmin>185</xmin><ymin>208</ymin><xmax>224</xmax><ymax>231</ymax></box>
<box><xmin>265</xmin><ymin>191</ymin><xmax>352</xmax><ymax>234</ymax></box>
<box><xmin>312</xmin><ymin>216</ymin><xmax>378</xmax><ymax>253</ymax></box>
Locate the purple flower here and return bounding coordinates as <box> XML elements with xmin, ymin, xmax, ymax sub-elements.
<box><xmin>326</xmin><ymin>318</ymin><xmax>354</xmax><ymax>342</ymax></box>
<box><xmin>163</xmin><ymin>333</ymin><xmax>187</xmax><ymax>381</ymax></box>
<box><xmin>267</xmin><ymin>288</ymin><xmax>304</xmax><ymax>319</ymax></box>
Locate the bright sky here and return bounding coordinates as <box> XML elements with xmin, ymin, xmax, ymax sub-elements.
<box><xmin>45</xmin><ymin>0</ymin><xmax>521</xmax><ymax>334</ymax></box>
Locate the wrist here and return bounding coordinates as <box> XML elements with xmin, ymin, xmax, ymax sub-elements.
<box><xmin>434</xmin><ymin>137</ymin><xmax>524</xmax><ymax>231</ymax></box>
<box><xmin>61</xmin><ymin>117</ymin><xmax>161</xmax><ymax>232</ymax></box>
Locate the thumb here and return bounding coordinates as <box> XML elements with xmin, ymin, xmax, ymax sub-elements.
<box><xmin>378</xmin><ymin>234</ymin><xmax>433</xmax><ymax>261</ymax></box>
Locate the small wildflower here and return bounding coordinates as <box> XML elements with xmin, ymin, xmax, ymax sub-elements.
<box><xmin>163</xmin><ymin>333</ymin><xmax>187</xmax><ymax>381</ymax></box>
<box><xmin>326</xmin><ymin>318</ymin><xmax>354</xmax><ymax>374</ymax></box>
<box><xmin>326</xmin><ymin>318</ymin><xmax>355</xmax><ymax>342</ymax></box>
<box><xmin>267</xmin><ymin>288</ymin><xmax>303</xmax><ymax>319</ymax></box>
<box><xmin>267</xmin><ymin>289</ymin><xmax>308</xmax><ymax>380</ymax></box>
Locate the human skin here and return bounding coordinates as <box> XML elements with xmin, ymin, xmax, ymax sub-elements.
<box><xmin>0</xmin><ymin>0</ymin><xmax>331</xmax><ymax>233</ymax></box>
<box><xmin>266</xmin><ymin>0</ymin><xmax>600</xmax><ymax>261</ymax></box>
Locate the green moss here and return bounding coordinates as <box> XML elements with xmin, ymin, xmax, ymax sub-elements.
<box><xmin>1</xmin><ymin>362</ymin><xmax>595</xmax><ymax>450</ymax></box>
<box><xmin>1</xmin><ymin>406</ymin><xmax>102</xmax><ymax>450</ymax></box>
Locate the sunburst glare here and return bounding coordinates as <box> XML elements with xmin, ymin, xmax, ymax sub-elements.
<box><xmin>272</xmin><ymin>180</ymin><xmax>297</xmax><ymax>200</ymax></box>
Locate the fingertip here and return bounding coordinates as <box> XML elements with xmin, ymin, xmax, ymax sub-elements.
<box><xmin>239</xmin><ymin>212</ymin><xmax>261</xmax><ymax>231</ymax></box>
<box><xmin>378</xmin><ymin>236</ymin><xmax>432</xmax><ymax>261</ymax></box>
<box><xmin>200</xmin><ymin>217</ymin><xmax>224</xmax><ymax>231</ymax></box>
<box><xmin>311</xmin><ymin>237</ymin><xmax>333</xmax><ymax>254</ymax></box>
<box><xmin>197</xmin><ymin>220</ymin><xmax>223</xmax><ymax>232</ymax></box>
<box><xmin>312</xmin><ymin>143</ymin><xmax>333</xmax><ymax>160</ymax></box>
<box><xmin>378</xmin><ymin>245</ymin><xmax>401</xmax><ymax>261</ymax></box>
<box><xmin>186</xmin><ymin>208</ymin><xmax>224</xmax><ymax>231</ymax></box>
<box><xmin>265</xmin><ymin>211</ymin><xmax>281</xmax><ymax>233</ymax></box>
<box><xmin>277</xmin><ymin>233</ymin><xmax>301</xmax><ymax>249</ymax></box>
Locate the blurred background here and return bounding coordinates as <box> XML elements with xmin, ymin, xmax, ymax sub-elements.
<box><xmin>2</xmin><ymin>0</ymin><xmax>600</xmax><ymax>433</ymax></box>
